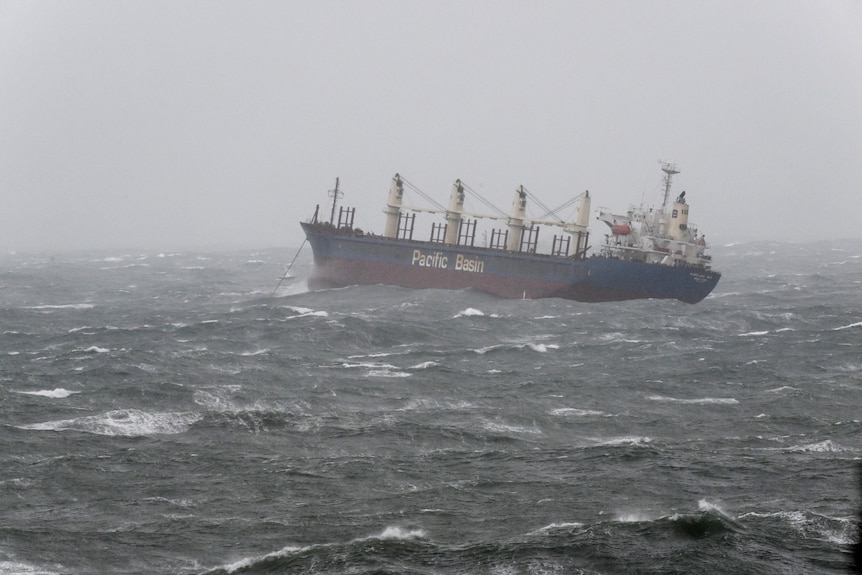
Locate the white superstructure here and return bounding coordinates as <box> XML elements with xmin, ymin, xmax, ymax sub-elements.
<box><xmin>596</xmin><ymin>162</ymin><xmax>713</xmax><ymax>268</ymax></box>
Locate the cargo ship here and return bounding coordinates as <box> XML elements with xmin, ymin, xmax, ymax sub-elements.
<box><xmin>299</xmin><ymin>163</ymin><xmax>720</xmax><ymax>303</ymax></box>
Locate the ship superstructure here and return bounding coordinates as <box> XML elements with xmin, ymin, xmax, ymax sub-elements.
<box><xmin>596</xmin><ymin>162</ymin><xmax>713</xmax><ymax>269</ymax></box>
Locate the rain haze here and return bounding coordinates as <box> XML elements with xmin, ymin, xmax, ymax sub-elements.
<box><xmin>1</xmin><ymin>0</ymin><xmax>860</xmax><ymax>252</ymax></box>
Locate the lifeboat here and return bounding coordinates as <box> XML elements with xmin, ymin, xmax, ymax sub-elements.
<box><xmin>610</xmin><ymin>223</ymin><xmax>632</xmax><ymax>235</ymax></box>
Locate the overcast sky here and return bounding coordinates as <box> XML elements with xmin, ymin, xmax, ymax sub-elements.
<box><xmin>1</xmin><ymin>0</ymin><xmax>860</xmax><ymax>252</ymax></box>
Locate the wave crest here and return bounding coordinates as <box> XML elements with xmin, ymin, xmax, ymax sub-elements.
<box><xmin>18</xmin><ymin>409</ymin><xmax>201</xmax><ymax>436</ymax></box>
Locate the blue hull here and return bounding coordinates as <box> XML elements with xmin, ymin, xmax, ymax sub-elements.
<box><xmin>577</xmin><ymin>257</ymin><xmax>721</xmax><ymax>303</ymax></box>
<box><xmin>301</xmin><ymin>223</ymin><xmax>720</xmax><ymax>304</ymax></box>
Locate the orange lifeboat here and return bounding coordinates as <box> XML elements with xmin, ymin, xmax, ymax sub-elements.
<box><xmin>611</xmin><ymin>223</ymin><xmax>632</xmax><ymax>235</ymax></box>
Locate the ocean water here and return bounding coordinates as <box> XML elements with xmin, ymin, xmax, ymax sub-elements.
<box><xmin>1</xmin><ymin>241</ymin><xmax>860</xmax><ymax>574</ymax></box>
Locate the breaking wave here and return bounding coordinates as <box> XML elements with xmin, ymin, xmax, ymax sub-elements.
<box><xmin>17</xmin><ymin>409</ymin><xmax>201</xmax><ymax>436</ymax></box>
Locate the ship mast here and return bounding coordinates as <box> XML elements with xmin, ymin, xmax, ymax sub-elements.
<box><xmin>660</xmin><ymin>161</ymin><xmax>680</xmax><ymax>212</ymax></box>
<box><xmin>328</xmin><ymin>177</ymin><xmax>343</xmax><ymax>225</ymax></box>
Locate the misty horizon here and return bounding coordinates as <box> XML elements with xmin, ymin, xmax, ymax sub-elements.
<box><xmin>2</xmin><ymin>1</ymin><xmax>860</xmax><ymax>253</ymax></box>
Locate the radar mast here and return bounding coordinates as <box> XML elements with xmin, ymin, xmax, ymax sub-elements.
<box><xmin>660</xmin><ymin>161</ymin><xmax>680</xmax><ymax>212</ymax></box>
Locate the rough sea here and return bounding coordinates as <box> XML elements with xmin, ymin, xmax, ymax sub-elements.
<box><xmin>2</xmin><ymin>240</ymin><xmax>860</xmax><ymax>575</ymax></box>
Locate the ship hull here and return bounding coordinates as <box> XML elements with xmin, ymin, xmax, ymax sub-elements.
<box><xmin>301</xmin><ymin>223</ymin><xmax>720</xmax><ymax>304</ymax></box>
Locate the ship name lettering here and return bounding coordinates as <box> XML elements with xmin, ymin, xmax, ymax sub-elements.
<box><xmin>455</xmin><ymin>254</ymin><xmax>485</xmax><ymax>273</ymax></box>
<box><xmin>411</xmin><ymin>249</ymin><xmax>448</xmax><ymax>269</ymax></box>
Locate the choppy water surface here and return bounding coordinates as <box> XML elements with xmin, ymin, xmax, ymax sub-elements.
<box><xmin>1</xmin><ymin>241</ymin><xmax>860</xmax><ymax>574</ymax></box>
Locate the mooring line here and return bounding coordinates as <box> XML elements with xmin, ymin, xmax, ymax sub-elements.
<box><xmin>270</xmin><ymin>238</ymin><xmax>307</xmax><ymax>297</ymax></box>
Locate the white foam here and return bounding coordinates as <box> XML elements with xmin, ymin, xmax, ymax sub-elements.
<box><xmin>240</xmin><ymin>349</ymin><xmax>269</xmax><ymax>356</ymax></box>
<box><xmin>484</xmin><ymin>421</ymin><xmax>542</xmax><ymax>435</ymax></box>
<box><xmin>834</xmin><ymin>321</ymin><xmax>862</xmax><ymax>331</ymax></box>
<box><xmin>408</xmin><ymin>361</ymin><xmax>437</xmax><ymax>370</ymax></box>
<box><xmin>739</xmin><ymin>330</ymin><xmax>769</xmax><ymax>337</ymax></box>
<box><xmin>341</xmin><ymin>356</ymin><xmax>413</xmax><ymax>377</ymax></box>
<box><xmin>369</xmin><ymin>526</ymin><xmax>427</xmax><ymax>540</ymax></box>
<box><xmin>286</xmin><ymin>309</ymin><xmax>328</xmax><ymax>319</ymax></box>
<box><xmin>0</xmin><ymin>560</ymin><xmax>61</xmax><ymax>575</ymax></box>
<box><xmin>18</xmin><ymin>409</ymin><xmax>201</xmax><ymax>436</ymax></box>
<box><xmin>475</xmin><ymin>342</ymin><xmax>558</xmax><ymax>354</ymax></box>
<box><xmin>83</xmin><ymin>346</ymin><xmax>110</xmax><ymax>354</ymax></box>
<box><xmin>532</xmin><ymin>521</ymin><xmax>584</xmax><ymax>534</ymax></box>
<box><xmin>400</xmin><ymin>398</ymin><xmax>474</xmax><ymax>412</ymax></box>
<box><xmin>787</xmin><ymin>440</ymin><xmax>845</xmax><ymax>453</ymax></box>
<box><xmin>766</xmin><ymin>386</ymin><xmax>796</xmax><ymax>393</ymax></box>
<box><xmin>27</xmin><ymin>303</ymin><xmax>94</xmax><ymax>310</ymax></box>
<box><xmin>0</xmin><ymin>478</ymin><xmax>33</xmax><ymax>490</ymax></box>
<box><xmin>223</xmin><ymin>546</ymin><xmax>306</xmax><ymax>574</ymax></box>
<box><xmin>193</xmin><ymin>389</ymin><xmax>241</xmax><ymax>412</ymax></box>
<box><xmin>550</xmin><ymin>407</ymin><xmax>605</xmax><ymax>417</ymax></box>
<box><xmin>367</xmin><ymin>369</ymin><xmax>412</xmax><ymax>378</ymax></box>
<box><xmin>598</xmin><ymin>332</ymin><xmax>625</xmax><ymax>342</ymax></box>
<box><xmin>698</xmin><ymin>499</ymin><xmax>729</xmax><ymax>516</ymax></box>
<box><xmin>16</xmin><ymin>388</ymin><xmax>79</xmax><ymax>398</ymax></box>
<box><xmin>221</xmin><ymin>526</ymin><xmax>425</xmax><ymax>574</ymax></box>
<box><xmin>616</xmin><ymin>512</ymin><xmax>651</xmax><ymax>523</ymax></box>
<box><xmin>739</xmin><ymin>509</ymin><xmax>855</xmax><ymax>545</ymax></box>
<box><xmin>526</xmin><ymin>343</ymin><xmax>559</xmax><ymax>353</ymax></box>
<box><xmin>740</xmin><ymin>510</ymin><xmax>805</xmax><ymax>522</ymax></box>
<box><xmin>474</xmin><ymin>345</ymin><xmax>500</xmax><ymax>354</ymax></box>
<box><xmin>454</xmin><ymin>307</ymin><xmax>484</xmax><ymax>318</ymax></box>
<box><xmin>141</xmin><ymin>496</ymin><xmax>195</xmax><ymax>507</ymax></box>
<box><xmin>647</xmin><ymin>395</ymin><xmax>738</xmax><ymax>405</ymax></box>
<box><xmin>596</xmin><ymin>436</ymin><xmax>651</xmax><ymax>447</ymax></box>
<box><xmin>341</xmin><ymin>361</ymin><xmax>397</xmax><ymax>370</ymax></box>
<box><xmin>284</xmin><ymin>305</ymin><xmax>315</xmax><ymax>315</ymax></box>
<box><xmin>823</xmin><ymin>519</ymin><xmax>857</xmax><ymax>545</ymax></box>
<box><xmin>708</xmin><ymin>291</ymin><xmax>740</xmax><ymax>299</ymax></box>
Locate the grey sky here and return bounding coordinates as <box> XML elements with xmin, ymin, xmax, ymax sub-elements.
<box><xmin>1</xmin><ymin>0</ymin><xmax>860</xmax><ymax>252</ymax></box>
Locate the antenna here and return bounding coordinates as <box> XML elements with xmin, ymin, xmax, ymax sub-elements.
<box><xmin>659</xmin><ymin>161</ymin><xmax>680</xmax><ymax>211</ymax></box>
<box><xmin>328</xmin><ymin>177</ymin><xmax>342</xmax><ymax>225</ymax></box>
